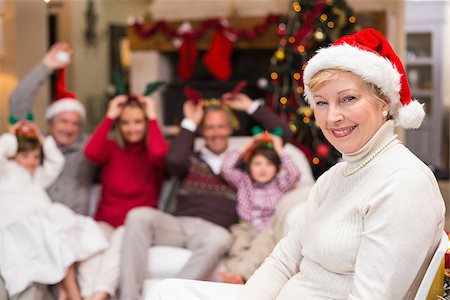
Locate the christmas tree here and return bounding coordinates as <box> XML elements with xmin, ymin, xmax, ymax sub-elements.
<box><xmin>266</xmin><ymin>0</ymin><xmax>359</xmax><ymax>178</ymax></box>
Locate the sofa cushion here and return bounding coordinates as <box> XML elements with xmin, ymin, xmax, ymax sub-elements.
<box><xmin>147</xmin><ymin>246</ymin><xmax>192</xmax><ymax>278</ymax></box>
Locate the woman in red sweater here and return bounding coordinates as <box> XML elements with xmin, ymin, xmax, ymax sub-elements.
<box><xmin>78</xmin><ymin>95</ymin><xmax>168</xmax><ymax>300</ymax></box>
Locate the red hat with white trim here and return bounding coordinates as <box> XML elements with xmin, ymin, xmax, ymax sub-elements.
<box><xmin>45</xmin><ymin>69</ymin><xmax>86</xmax><ymax>121</ymax></box>
<box><xmin>303</xmin><ymin>28</ymin><xmax>425</xmax><ymax>129</ymax></box>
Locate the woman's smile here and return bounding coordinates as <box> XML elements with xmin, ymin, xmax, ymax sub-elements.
<box><xmin>330</xmin><ymin>125</ymin><xmax>357</xmax><ymax>138</ymax></box>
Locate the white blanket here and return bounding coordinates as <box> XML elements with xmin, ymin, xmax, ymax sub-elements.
<box><xmin>0</xmin><ymin>203</ymin><xmax>108</xmax><ymax>296</ymax></box>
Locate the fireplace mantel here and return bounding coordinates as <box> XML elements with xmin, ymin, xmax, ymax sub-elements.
<box><xmin>128</xmin><ymin>16</ymin><xmax>280</xmax><ymax>52</ymax></box>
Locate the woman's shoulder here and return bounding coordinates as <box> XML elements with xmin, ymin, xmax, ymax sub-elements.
<box><xmin>364</xmin><ymin>144</ymin><xmax>443</xmax><ymax>209</ymax></box>
<box><xmin>381</xmin><ymin>143</ymin><xmax>435</xmax><ymax>180</ymax></box>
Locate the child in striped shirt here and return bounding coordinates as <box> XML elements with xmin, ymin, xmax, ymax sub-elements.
<box><xmin>219</xmin><ymin>132</ymin><xmax>300</xmax><ymax>284</ymax></box>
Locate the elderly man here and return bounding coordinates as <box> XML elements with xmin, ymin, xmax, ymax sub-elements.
<box><xmin>9</xmin><ymin>42</ymin><xmax>95</xmax><ymax>215</ymax></box>
<box><xmin>120</xmin><ymin>92</ymin><xmax>293</xmax><ymax>300</ymax></box>
<box><xmin>1</xmin><ymin>43</ymin><xmax>96</xmax><ymax>300</ymax></box>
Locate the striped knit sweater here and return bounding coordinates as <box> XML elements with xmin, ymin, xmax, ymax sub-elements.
<box><xmin>239</xmin><ymin>120</ymin><xmax>445</xmax><ymax>300</ymax></box>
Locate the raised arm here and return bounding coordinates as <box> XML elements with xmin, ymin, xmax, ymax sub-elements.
<box><xmin>84</xmin><ymin>118</ymin><xmax>115</xmax><ymax>165</ymax></box>
<box><xmin>275</xmin><ymin>154</ymin><xmax>301</xmax><ymax>193</ymax></box>
<box><xmin>220</xmin><ymin>149</ymin><xmax>247</xmax><ymax>189</ymax></box>
<box><xmin>166</xmin><ymin>100</ymin><xmax>203</xmax><ymax>179</ymax></box>
<box><xmin>40</xmin><ymin>136</ymin><xmax>66</xmax><ymax>188</ymax></box>
<box><xmin>223</xmin><ymin>93</ymin><xmax>293</xmax><ymax>143</ymax></box>
<box><xmin>0</xmin><ymin>133</ymin><xmax>18</xmax><ymax>176</ymax></box>
<box><xmin>84</xmin><ymin>95</ymin><xmax>127</xmax><ymax>165</ymax></box>
<box><xmin>270</xmin><ymin>134</ymin><xmax>301</xmax><ymax>192</ymax></box>
<box><xmin>141</xmin><ymin>96</ymin><xmax>168</xmax><ymax>169</ymax></box>
<box><xmin>146</xmin><ymin>120</ymin><xmax>168</xmax><ymax>169</ymax></box>
<box><xmin>10</xmin><ymin>42</ymin><xmax>72</xmax><ymax>120</ymax></box>
<box><xmin>252</xmin><ymin>105</ymin><xmax>293</xmax><ymax>144</ymax></box>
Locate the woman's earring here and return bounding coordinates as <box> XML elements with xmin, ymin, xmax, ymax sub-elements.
<box><xmin>382</xmin><ymin>111</ymin><xmax>388</xmax><ymax>117</ymax></box>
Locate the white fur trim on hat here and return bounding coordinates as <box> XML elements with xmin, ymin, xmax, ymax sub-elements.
<box><xmin>45</xmin><ymin>98</ymin><xmax>86</xmax><ymax>121</ymax></box>
<box><xmin>396</xmin><ymin>99</ymin><xmax>425</xmax><ymax>129</ymax></box>
<box><xmin>303</xmin><ymin>43</ymin><xmax>428</xmax><ymax>129</ymax></box>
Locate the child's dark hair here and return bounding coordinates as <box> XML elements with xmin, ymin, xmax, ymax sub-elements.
<box><xmin>244</xmin><ymin>144</ymin><xmax>282</xmax><ymax>174</ymax></box>
<box><xmin>16</xmin><ymin>137</ymin><xmax>41</xmax><ymax>154</ymax></box>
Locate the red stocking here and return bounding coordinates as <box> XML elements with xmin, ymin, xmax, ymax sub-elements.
<box><xmin>173</xmin><ymin>22</ymin><xmax>198</xmax><ymax>81</ymax></box>
<box><xmin>177</xmin><ymin>37</ymin><xmax>198</xmax><ymax>81</ymax></box>
<box><xmin>203</xmin><ymin>29</ymin><xmax>237</xmax><ymax>81</ymax></box>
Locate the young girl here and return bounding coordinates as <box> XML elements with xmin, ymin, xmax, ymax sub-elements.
<box><xmin>0</xmin><ymin>122</ymin><xmax>107</xmax><ymax>300</ymax></box>
<box><xmin>79</xmin><ymin>95</ymin><xmax>168</xmax><ymax>299</ymax></box>
<box><xmin>219</xmin><ymin>132</ymin><xmax>301</xmax><ymax>284</ymax></box>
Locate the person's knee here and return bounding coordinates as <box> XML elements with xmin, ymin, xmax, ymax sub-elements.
<box><xmin>201</xmin><ymin>226</ymin><xmax>232</xmax><ymax>254</ymax></box>
<box><xmin>125</xmin><ymin>207</ymin><xmax>159</xmax><ymax>228</ymax></box>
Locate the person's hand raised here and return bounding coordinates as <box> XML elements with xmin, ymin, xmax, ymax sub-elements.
<box><xmin>245</xmin><ymin>133</ymin><xmax>283</xmax><ymax>155</ymax></box>
<box><xmin>42</xmin><ymin>42</ymin><xmax>73</xmax><ymax>70</ymax></box>
<box><xmin>271</xmin><ymin>134</ymin><xmax>284</xmax><ymax>155</ymax></box>
<box><xmin>29</xmin><ymin>123</ymin><xmax>44</xmax><ymax>144</ymax></box>
<box><xmin>222</xmin><ymin>93</ymin><xmax>253</xmax><ymax>112</ymax></box>
<box><xmin>183</xmin><ymin>100</ymin><xmax>203</xmax><ymax>126</ymax></box>
<box><xmin>106</xmin><ymin>95</ymin><xmax>128</xmax><ymax>120</ymax></box>
<box><xmin>10</xmin><ymin>121</ymin><xmax>45</xmax><ymax>144</ymax></box>
<box><xmin>140</xmin><ymin>96</ymin><xmax>158</xmax><ymax>120</ymax></box>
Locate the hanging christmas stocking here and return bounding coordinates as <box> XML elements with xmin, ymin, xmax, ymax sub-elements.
<box><xmin>173</xmin><ymin>22</ymin><xmax>198</xmax><ymax>81</ymax></box>
<box><xmin>203</xmin><ymin>28</ymin><xmax>237</xmax><ymax>81</ymax></box>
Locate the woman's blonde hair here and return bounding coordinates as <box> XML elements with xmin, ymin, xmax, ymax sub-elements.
<box><xmin>308</xmin><ymin>69</ymin><xmax>390</xmax><ymax>107</ymax></box>
<box><xmin>111</xmin><ymin>100</ymin><xmax>147</xmax><ymax>149</ymax></box>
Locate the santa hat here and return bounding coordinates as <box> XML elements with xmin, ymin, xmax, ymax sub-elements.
<box><xmin>303</xmin><ymin>28</ymin><xmax>425</xmax><ymax>129</ymax></box>
<box><xmin>45</xmin><ymin>69</ymin><xmax>86</xmax><ymax>121</ymax></box>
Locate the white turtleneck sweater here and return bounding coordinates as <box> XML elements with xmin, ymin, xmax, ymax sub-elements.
<box><xmin>239</xmin><ymin>120</ymin><xmax>445</xmax><ymax>300</ymax></box>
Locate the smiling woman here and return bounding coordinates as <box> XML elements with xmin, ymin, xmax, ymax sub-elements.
<box><xmin>80</xmin><ymin>94</ymin><xmax>168</xmax><ymax>299</ymax></box>
<box><xmin>233</xmin><ymin>27</ymin><xmax>443</xmax><ymax>300</ymax></box>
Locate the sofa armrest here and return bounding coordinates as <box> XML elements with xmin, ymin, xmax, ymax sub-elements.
<box><xmin>271</xmin><ymin>184</ymin><xmax>313</xmax><ymax>242</ymax></box>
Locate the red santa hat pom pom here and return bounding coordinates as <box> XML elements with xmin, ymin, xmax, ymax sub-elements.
<box><xmin>45</xmin><ymin>68</ymin><xmax>86</xmax><ymax>121</ymax></box>
<box><xmin>303</xmin><ymin>28</ymin><xmax>425</xmax><ymax>129</ymax></box>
